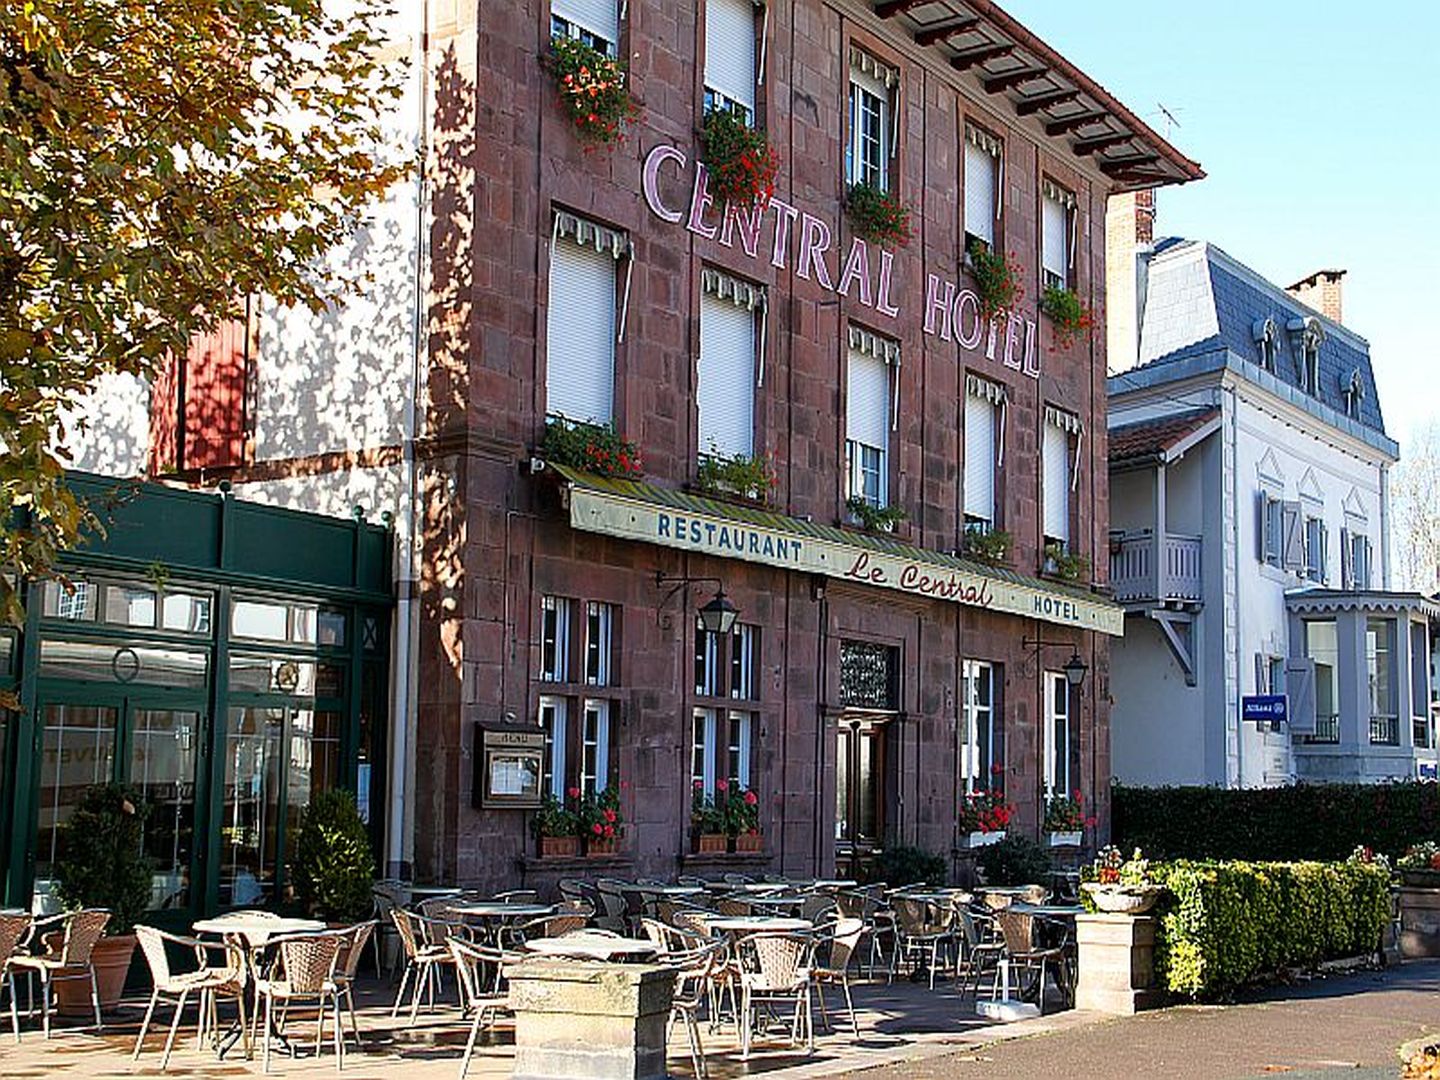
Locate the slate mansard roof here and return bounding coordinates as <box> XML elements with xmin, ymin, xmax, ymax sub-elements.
<box><xmin>1119</xmin><ymin>238</ymin><xmax>1391</xmax><ymax>453</ymax></box>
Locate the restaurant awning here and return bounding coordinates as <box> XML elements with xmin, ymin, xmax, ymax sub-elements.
<box><xmin>549</xmin><ymin>464</ymin><xmax>1124</xmax><ymax>637</ymax></box>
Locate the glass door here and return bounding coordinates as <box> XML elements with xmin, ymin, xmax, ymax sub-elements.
<box><xmin>835</xmin><ymin>717</ymin><xmax>888</xmax><ymax>878</ymax></box>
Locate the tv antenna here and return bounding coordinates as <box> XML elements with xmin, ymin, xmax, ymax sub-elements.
<box><xmin>1155</xmin><ymin>103</ymin><xmax>1183</xmax><ymax>140</ymax></box>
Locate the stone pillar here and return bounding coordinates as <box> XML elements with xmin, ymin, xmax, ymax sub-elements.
<box><xmin>1074</xmin><ymin>913</ymin><xmax>1163</xmax><ymax>1015</ymax></box>
<box><xmin>507</xmin><ymin>961</ymin><xmax>676</xmax><ymax>1080</ymax></box>
<box><xmin>1397</xmin><ymin>888</ymin><xmax>1440</xmax><ymax>958</ymax></box>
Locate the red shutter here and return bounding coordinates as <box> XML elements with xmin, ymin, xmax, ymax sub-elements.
<box><xmin>149</xmin><ymin>299</ymin><xmax>255</xmax><ymax>475</ymax></box>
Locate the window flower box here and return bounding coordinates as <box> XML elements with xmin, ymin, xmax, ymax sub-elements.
<box><xmin>961</xmin><ymin>830</ymin><xmax>1006</xmax><ymax>848</ymax></box>
<box><xmin>730</xmin><ymin>832</ymin><xmax>763</xmax><ymax>854</ymax></box>
<box><xmin>692</xmin><ymin>833</ymin><xmax>728</xmax><ymax>855</ymax></box>
<box><xmin>539</xmin><ymin>835</ymin><xmax>581</xmax><ymax>859</ymax></box>
<box><xmin>1047</xmin><ymin>831</ymin><xmax>1083</xmax><ymax>847</ymax></box>
<box><xmin>586</xmin><ymin>836</ymin><xmax>619</xmax><ymax>857</ymax></box>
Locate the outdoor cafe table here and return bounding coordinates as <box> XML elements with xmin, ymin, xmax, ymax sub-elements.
<box><xmin>448</xmin><ymin>901</ymin><xmax>554</xmax><ymax>942</ymax></box>
<box><xmin>645</xmin><ymin>885</ymin><xmax>707</xmax><ymax>897</ymax></box>
<box><xmin>705</xmin><ymin>916</ymin><xmax>812</xmax><ymax>935</ymax></box>
<box><xmin>745</xmin><ymin>895</ymin><xmax>805</xmax><ymax>914</ymax></box>
<box><xmin>192</xmin><ymin>913</ymin><xmax>326</xmax><ymax>1059</ymax></box>
<box><xmin>523</xmin><ymin>933</ymin><xmax>659</xmax><ymax>962</ymax></box>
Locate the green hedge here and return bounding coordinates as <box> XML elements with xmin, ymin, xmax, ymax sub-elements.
<box><xmin>1113</xmin><ymin>782</ymin><xmax>1440</xmax><ymax>861</ymax></box>
<box><xmin>1150</xmin><ymin>860</ymin><xmax>1391</xmax><ymax>998</ymax></box>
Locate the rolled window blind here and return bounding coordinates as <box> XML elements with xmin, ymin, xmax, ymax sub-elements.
<box><xmin>846</xmin><ymin>349</ymin><xmax>890</xmax><ymax>452</ymax></box>
<box><xmin>698</xmin><ymin>292</ymin><xmax>755</xmax><ymax>458</ymax></box>
<box><xmin>1043</xmin><ymin>422</ymin><xmax>1070</xmax><ymax>543</ymax></box>
<box><xmin>705</xmin><ymin>0</ymin><xmax>756</xmax><ymax>113</ymax></box>
<box><xmin>1042</xmin><ymin>195</ymin><xmax>1069</xmax><ymax>287</ymax></box>
<box><xmin>964</xmin><ymin>394</ymin><xmax>996</xmax><ymax>523</ymax></box>
<box><xmin>963</xmin><ymin>141</ymin><xmax>996</xmax><ymax>246</ymax></box>
<box><xmin>546</xmin><ymin>236</ymin><xmax>616</xmax><ymax>424</ymax></box>
<box><xmin>551</xmin><ymin>0</ymin><xmax>618</xmax><ymax>47</ymax></box>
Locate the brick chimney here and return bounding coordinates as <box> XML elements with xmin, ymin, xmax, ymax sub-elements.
<box><xmin>1286</xmin><ymin>269</ymin><xmax>1345</xmax><ymax>324</ymax></box>
<box><xmin>1104</xmin><ymin>189</ymin><xmax>1156</xmax><ymax>372</ymax></box>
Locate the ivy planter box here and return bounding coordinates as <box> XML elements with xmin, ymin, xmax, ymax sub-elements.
<box><xmin>730</xmin><ymin>833</ymin><xmax>763</xmax><ymax>854</ymax></box>
<box><xmin>1400</xmin><ymin>869</ymin><xmax>1440</xmax><ymax>888</ymax></box>
<box><xmin>538</xmin><ymin>835</ymin><xmax>581</xmax><ymax>859</ymax></box>
<box><xmin>692</xmin><ymin>833</ymin><xmax>728</xmax><ymax>855</ymax></box>
<box><xmin>1047</xmin><ymin>831</ymin><xmax>1083</xmax><ymax>847</ymax></box>
<box><xmin>586</xmin><ymin>836</ymin><xmax>619</xmax><ymax>857</ymax></box>
<box><xmin>960</xmin><ymin>830</ymin><xmax>1005</xmax><ymax>848</ymax></box>
<box><xmin>698</xmin><ymin>479</ymin><xmax>766</xmax><ymax>504</ymax></box>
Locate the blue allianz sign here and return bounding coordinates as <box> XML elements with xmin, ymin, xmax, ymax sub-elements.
<box><xmin>1241</xmin><ymin>695</ymin><xmax>1287</xmax><ymax>724</ymax></box>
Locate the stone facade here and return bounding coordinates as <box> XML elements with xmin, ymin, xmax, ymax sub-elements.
<box><xmin>410</xmin><ymin>0</ymin><xmax>1186</xmax><ymax>892</ymax></box>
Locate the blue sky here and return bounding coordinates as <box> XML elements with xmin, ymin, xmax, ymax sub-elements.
<box><xmin>1004</xmin><ymin>0</ymin><xmax>1440</xmax><ymax>449</ymax></box>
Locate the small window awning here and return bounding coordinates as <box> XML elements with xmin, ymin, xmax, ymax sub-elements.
<box><xmin>547</xmin><ymin>463</ymin><xmax>1124</xmax><ymax>636</ymax></box>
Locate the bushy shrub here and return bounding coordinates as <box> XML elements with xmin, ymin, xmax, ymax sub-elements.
<box><xmin>292</xmin><ymin>790</ymin><xmax>374</xmax><ymax>923</ymax></box>
<box><xmin>1151</xmin><ymin>859</ymin><xmax>1391</xmax><ymax>999</ymax></box>
<box><xmin>977</xmin><ymin>835</ymin><xmax>1052</xmax><ymax>886</ymax></box>
<box><xmin>1113</xmin><ymin>781</ymin><xmax>1440</xmax><ymax>862</ymax></box>
<box><xmin>869</xmin><ymin>845</ymin><xmax>945</xmax><ymax>887</ymax></box>
<box><xmin>54</xmin><ymin>784</ymin><xmax>151</xmax><ymax>935</ymax></box>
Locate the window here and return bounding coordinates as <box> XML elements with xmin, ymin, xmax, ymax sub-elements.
<box><xmin>698</xmin><ymin>272</ymin><xmax>760</xmax><ymax>460</ymax></box>
<box><xmin>540</xmin><ymin>595</ymin><xmax>573</xmax><ymax>682</ymax></box>
<box><xmin>539</xmin><ymin>695</ymin><xmax>569</xmax><ymax>798</ymax></box>
<box><xmin>1368</xmin><ymin>618</ymin><xmax>1398</xmax><ymax>745</ymax></box>
<box><xmin>847</xmin><ymin>51</ymin><xmax>895</xmax><ymax>190</ymax></box>
<box><xmin>550</xmin><ymin>0</ymin><xmax>618</xmax><ymax>54</ymax></box>
<box><xmin>839</xmin><ymin>640</ymin><xmax>899</xmax><ymax>711</ymax></box>
<box><xmin>1303</xmin><ymin>515</ymin><xmax>1328</xmax><ymax>582</ymax></box>
<box><xmin>580</xmin><ymin>699</ymin><xmax>612</xmax><ymax>797</ymax></box>
<box><xmin>1253</xmin><ymin>317</ymin><xmax>1278</xmax><ymax>372</ymax></box>
<box><xmin>1041</xmin><ymin>181</ymin><xmax>1074</xmax><ymax>291</ymax></box>
<box><xmin>1260</xmin><ymin>493</ymin><xmax>1284</xmax><ymax>566</ymax></box>
<box><xmin>1042</xmin><ymin>410</ymin><xmax>1076</xmax><ymax>550</ymax></box>
<box><xmin>1304</xmin><ymin>620</ymin><xmax>1340</xmax><ymax>744</ymax></box>
<box><xmin>1043</xmin><ymin>671</ymin><xmax>1073</xmax><ymax>798</ymax></box>
<box><xmin>961</xmin><ymin>660</ymin><xmax>1001</xmax><ymax>794</ymax></box>
<box><xmin>1342</xmin><ymin>528</ymin><xmax>1373</xmax><ymax>589</ymax></box>
<box><xmin>693</xmin><ymin>620</ymin><xmax>759</xmax><ymax>796</ymax></box>
<box><xmin>846</xmin><ymin>346</ymin><xmax>891</xmax><ymax>509</ymax></box>
<box><xmin>1289</xmin><ymin>316</ymin><xmax>1325</xmax><ymax>397</ymax></box>
<box><xmin>964</xmin><ymin>375</ymin><xmax>1003</xmax><ymax>532</ymax></box>
<box><xmin>963</xmin><ymin>125</ymin><xmax>1001</xmax><ymax>251</ymax></box>
<box><xmin>1259</xmin><ymin>493</ymin><xmax>1304</xmax><ymax>573</ymax></box>
<box><xmin>704</xmin><ymin>0</ymin><xmax>757</xmax><ymax>122</ymax></box>
<box><xmin>546</xmin><ymin>214</ymin><xmax>626</xmax><ymax>425</ymax></box>
<box><xmin>148</xmin><ymin>298</ymin><xmax>255</xmax><ymax>474</ymax></box>
<box><xmin>1256</xmin><ymin>654</ymin><xmax>1287</xmax><ymax>696</ymax></box>
<box><xmin>1413</xmin><ymin>622</ymin><xmax>1431</xmax><ymax>749</ymax></box>
<box><xmin>584</xmin><ymin>601</ymin><xmax>616</xmax><ymax>686</ymax></box>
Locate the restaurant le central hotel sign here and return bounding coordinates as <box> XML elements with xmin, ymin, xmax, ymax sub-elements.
<box><xmin>641</xmin><ymin>143</ymin><xmax>1046</xmax><ymax>379</ymax></box>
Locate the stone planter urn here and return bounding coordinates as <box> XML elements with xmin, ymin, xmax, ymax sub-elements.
<box><xmin>730</xmin><ymin>832</ymin><xmax>763</xmax><ymax>853</ymax></box>
<box><xmin>961</xmin><ymin>830</ymin><xmax>1005</xmax><ymax>848</ymax></box>
<box><xmin>692</xmin><ymin>833</ymin><xmax>727</xmax><ymax>855</ymax></box>
<box><xmin>539</xmin><ymin>835</ymin><xmax>581</xmax><ymax>858</ymax></box>
<box><xmin>1047</xmin><ymin>830</ymin><xmax>1083</xmax><ymax>847</ymax></box>
<box><xmin>1082</xmin><ymin>883</ymin><xmax>1164</xmax><ymax>915</ymax></box>
<box><xmin>57</xmin><ymin>933</ymin><xmax>135</xmax><ymax>1014</ymax></box>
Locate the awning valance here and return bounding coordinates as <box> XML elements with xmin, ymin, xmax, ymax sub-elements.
<box><xmin>1045</xmin><ymin>405</ymin><xmax>1084</xmax><ymax>435</ymax></box>
<box><xmin>966</xmin><ymin>373</ymin><xmax>1007</xmax><ymax>405</ymax></box>
<box><xmin>848</xmin><ymin>324</ymin><xmax>901</xmax><ymax>366</ymax></box>
<box><xmin>849</xmin><ymin>46</ymin><xmax>899</xmax><ymax>90</ymax></box>
<box><xmin>553</xmin><ymin>210</ymin><xmax>630</xmax><ymax>259</ymax></box>
<box><xmin>701</xmin><ymin>267</ymin><xmax>767</xmax><ymax>311</ymax></box>
<box><xmin>547</xmin><ymin>462</ymin><xmax>1124</xmax><ymax>636</ymax></box>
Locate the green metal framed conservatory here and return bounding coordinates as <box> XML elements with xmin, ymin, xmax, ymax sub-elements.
<box><xmin>0</xmin><ymin>475</ymin><xmax>393</xmax><ymax>923</ymax></box>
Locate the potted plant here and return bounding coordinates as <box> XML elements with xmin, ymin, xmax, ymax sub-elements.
<box><xmin>696</xmin><ymin>449</ymin><xmax>778</xmax><ymax>504</ymax></box>
<box><xmin>541</xmin><ymin>417</ymin><xmax>644</xmax><ymax>479</ymax></box>
<box><xmin>699</xmin><ymin>106</ymin><xmax>779</xmax><ymax>210</ymax></box>
<box><xmin>845</xmin><ymin>495</ymin><xmax>907</xmax><ymax>534</ymax></box>
<box><xmin>690</xmin><ymin>783</ymin><xmax>728</xmax><ymax>854</ymax></box>
<box><xmin>845</xmin><ymin>182</ymin><xmax>914</xmax><ymax>248</ymax></box>
<box><xmin>725</xmin><ymin>782</ymin><xmax>762</xmax><ymax>853</ymax></box>
<box><xmin>1397</xmin><ymin>843</ymin><xmax>1440</xmax><ymax>887</ymax></box>
<box><xmin>957</xmin><ymin>781</ymin><xmax>1012</xmax><ymax>848</ymax></box>
<box><xmin>1043</xmin><ymin>541</ymin><xmax>1090</xmax><ymax>583</ymax></box>
<box><xmin>542</xmin><ymin>34</ymin><xmax>638</xmax><ymax>151</ymax></box>
<box><xmin>1040</xmin><ymin>284</ymin><xmax>1095</xmax><ymax>349</ymax></box>
<box><xmin>534</xmin><ymin>791</ymin><xmax>582</xmax><ymax>858</ymax></box>
<box><xmin>52</xmin><ymin>784</ymin><xmax>151</xmax><ymax>1011</ymax></box>
<box><xmin>963</xmin><ymin>525</ymin><xmax>1011</xmax><ymax>565</ymax></box>
<box><xmin>292</xmin><ymin>789</ymin><xmax>375</xmax><ymax>925</ymax></box>
<box><xmin>966</xmin><ymin>239</ymin><xmax>1024</xmax><ymax>322</ymax></box>
<box><xmin>581</xmin><ymin>784</ymin><xmax>623</xmax><ymax>855</ymax></box>
<box><xmin>1081</xmin><ymin>845</ymin><xmax>1164</xmax><ymax>914</ymax></box>
<box><xmin>1042</xmin><ymin>790</ymin><xmax>1091</xmax><ymax>847</ymax></box>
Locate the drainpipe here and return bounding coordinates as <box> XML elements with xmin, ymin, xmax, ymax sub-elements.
<box><xmin>387</xmin><ymin>0</ymin><xmax>431</xmax><ymax>879</ymax></box>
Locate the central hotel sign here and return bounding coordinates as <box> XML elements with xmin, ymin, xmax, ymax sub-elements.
<box><xmin>641</xmin><ymin>143</ymin><xmax>1044</xmax><ymax>380</ymax></box>
<box><xmin>569</xmin><ymin>487</ymin><xmax>1125</xmax><ymax>637</ymax></box>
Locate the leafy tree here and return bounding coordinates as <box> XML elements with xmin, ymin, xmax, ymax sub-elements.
<box><xmin>0</xmin><ymin>0</ymin><xmax>409</xmax><ymax>626</ymax></box>
<box><xmin>54</xmin><ymin>784</ymin><xmax>152</xmax><ymax>936</ymax></box>
<box><xmin>292</xmin><ymin>789</ymin><xmax>374</xmax><ymax>923</ymax></box>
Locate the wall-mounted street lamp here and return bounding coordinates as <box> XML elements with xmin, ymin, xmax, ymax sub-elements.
<box><xmin>654</xmin><ymin>571</ymin><xmax>740</xmax><ymax>634</ymax></box>
<box><xmin>1022</xmin><ymin>636</ymin><xmax>1089</xmax><ymax>689</ymax></box>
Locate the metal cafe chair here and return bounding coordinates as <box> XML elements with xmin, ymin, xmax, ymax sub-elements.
<box><xmin>10</xmin><ymin>908</ymin><xmax>110</xmax><ymax>1037</ymax></box>
<box><xmin>0</xmin><ymin>911</ymin><xmax>33</xmax><ymax>1043</ymax></box>
<box><xmin>391</xmin><ymin>908</ymin><xmax>459</xmax><ymax>1020</ymax></box>
<box><xmin>250</xmin><ymin>931</ymin><xmax>347</xmax><ymax>1073</ymax></box>
<box><xmin>734</xmin><ymin>931</ymin><xmax>817</xmax><ymax>1060</ymax></box>
<box><xmin>449</xmin><ymin>938</ymin><xmax>511</xmax><ymax>1080</ymax></box>
<box><xmin>132</xmin><ymin>925</ymin><xmax>249</xmax><ymax>1070</ymax></box>
<box><xmin>889</xmin><ymin>896</ymin><xmax>956</xmax><ymax>990</ymax></box>
<box><xmin>954</xmin><ymin>905</ymin><xmax>1006</xmax><ymax>1002</ymax></box>
<box><xmin>993</xmin><ymin>910</ymin><xmax>1070</xmax><ymax>1015</ymax></box>
<box><xmin>332</xmin><ymin>921</ymin><xmax>378</xmax><ymax>1049</ymax></box>
<box><xmin>809</xmin><ymin>916</ymin><xmax>865</xmax><ymax>1039</ymax></box>
<box><xmin>660</xmin><ymin>939</ymin><xmax>728</xmax><ymax>1079</ymax></box>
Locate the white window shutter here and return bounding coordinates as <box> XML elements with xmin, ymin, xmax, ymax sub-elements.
<box><xmin>698</xmin><ymin>293</ymin><xmax>755</xmax><ymax>458</ymax></box>
<box><xmin>1340</xmin><ymin>526</ymin><xmax>1352</xmax><ymax>587</ymax></box>
<box><xmin>846</xmin><ymin>349</ymin><xmax>890</xmax><ymax>452</ymax></box>
<box><xmin>705</xmin><ymin>0</ymin><xmax>756</xmax><ymax>113</ymax></box>
<box><xmin>546</xmin><ymin>236</ymin><xmax>616</xmax><ymax>424</ymax></box>
<box><xmin>1286</xmin><ymin>658</ymin><xmax>1317</xmax><ymax>733</ymax></box>
<box><xmin>1043</xmin><ymin>423</ymin><xmax>1070</xmax><ymax>543</ymax></box>
<box><xmin>551</xmin><ymin>0</ymin><xmax>618</xmax><ymax>46</ymax></box>
<box><xmin>1258</xmin><ymin>492</ymin><xmax>1270</xmax><ymax>563</ymax></box>
<box><xmin>963</xmin><ymin>142</ymin><xmax>996</xmax><ymax>247</ymax></box>
<box><xmin>964</xmin><ymin>394</ymin><xmax>996</xmax><ymax>524</ymax></box>
<box><xmin>1042</xmin><ymin>195</ymin><xmax>1068</xmax><ymax>288</ymax></box>
<box><xmin>1282</xmin><ymin>501</ymin><xmax>1303</xmax><ymax>571</ymax></box>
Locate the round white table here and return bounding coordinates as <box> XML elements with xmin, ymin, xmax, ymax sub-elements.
<box><xmin>524</xmin><ymin>933</ymin><xmax>658</xmax><ymax>961</ymax></box>
<box><xmin>447</xmin><ymin>902</ymin><xmax>553</xmax><ymax>919</ymax></box>
<box><xmin>706</xmin><ymin>916</ymin><xmax>811</xmax><ymax>934</ymax></box>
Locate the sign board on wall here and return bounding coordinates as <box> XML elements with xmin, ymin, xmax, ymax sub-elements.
<box><xmin>472</xmin><ymin>725</ymin><xmax>545</xmax><ymax>810</ymax></box>
<box><xmin>1241</xmin><ymin>694</ymin><xmax>1288</xmax><ymax>728</ymax></box>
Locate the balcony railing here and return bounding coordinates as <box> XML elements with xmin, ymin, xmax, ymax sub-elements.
<box><xmin>1299</xmin><ymin>714</ymin><xmax>1340</xmax><ymax>745</ymax></box>
<box><xmin>1109</xmin><ymin>531</ymin><xmax>1203</xmax><ymax>605</ymax></box>
<box><xmin>1370</xmin><ymin>714</ymin><xmax>1400</xmax><ymax>746</ymax></box>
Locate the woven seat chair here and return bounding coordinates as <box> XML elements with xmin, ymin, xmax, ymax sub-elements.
<box><xmin>0</xmin><ymin>911</ymin><xmax>32</xmax><ymax>1043</ymax></box>
<box><xmin>449</xmin><ymin>939</ymin><xmax>511</xmax><ymax>1080</ymax></box>
<box><xmin>491</xmin><ymin>889</ymin><xmax>538</xmax><ymax>903</ymax></box>
<box><xmin>722</xmin><ymin>873</ymin><xmax>754</xmax><ymax>886</ymax></box>
<box><xmin>506</xmin><ymin>906</ymin><xmax>587</xmax><ymax>949</ymax></box>
<box><xmin>252</xmin><ymin>931</ymin><xmax>346</xmax><ymax>1073</ymax></box>
<box><xmin>592</xmin><ymin>879</ymin><xmax>631</xmax><ymax>934</ymax></box>
<box><xmin>132</xmin><ymin>925</ymin><xmax>248</xmax><ymax>1070</ymax></box>
<box><xmin>332</xmin><ymin>922</ymin><xmax>377</xmax><ymax>1048</ymax></box>
<box><xmin>391</xmin><ymin>908</ymin><xmax>458</xmax><ymax>1019</ymax></box>
<box><xmin>810</xmin><ymin>917</ymin><xmax>865</xmax><ymax>1039</ymax></box>
<box><xmin>954</xmin><ymin>905</ymin><xmax>1006</xmax><ymax>1001</ymax></box>
<box><xmin>10</xmin><ymin>908</ymin><xmax>110</xmax><ymax>1037</ymax></box>
<box><xmin>661</xmin><ymin>940</ymin><xmax>727</xmax><ymax>1079</ymax></box>
<box><xmin>670</xmin><ymin>909</ymin><xmax>713</xmax><ymax>939</ymax></box>
<box><xmin>993</xmin><ymin>910</ymin><xmax>1069</xmax><ymax>1015</ymax></box>
<box><xmin>716</xmin><ymin>896</ymin><xmax>752</xmax><ymax>918</ymax></box>
<box><xmin>889</xmin><ymin>896</ymin><xmax>955</xmax><ymax>989</ymax></box>
<box><xmin>734</xmin><ymin>932</ymin><xmax>816</xmax><ymax>1059</ymax></box>
<box><xmin>370</xmin><ymin>881</ymin><xmax>410</xmax><ymax>976</ymax></box>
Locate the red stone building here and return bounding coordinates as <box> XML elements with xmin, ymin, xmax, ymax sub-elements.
<box><xmin>416</xmin><ymin>0</ymin><xmax>1202</xmax><ymax>890</ymax></box>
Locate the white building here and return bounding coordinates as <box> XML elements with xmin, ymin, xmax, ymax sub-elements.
<box><xmin>1106</xmin><ymin>233</ymin><xmax>1437</xmax><ymax>787</ymax></box>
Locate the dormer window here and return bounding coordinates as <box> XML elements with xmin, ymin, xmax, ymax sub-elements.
<box><xmin>1343</xmin><ymin>367</ymin><xmax>1366</xmax><ymax>420</ymax></box>
<box><xmin>1287</xmin><ymin>316</ymin><xmax>1325</xmax><ymax>396</ymax></box>
<box><xmin>1252</xmin><ymin>317</ymin><xmax>1278</xmax><ymax>372</ymax></box>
